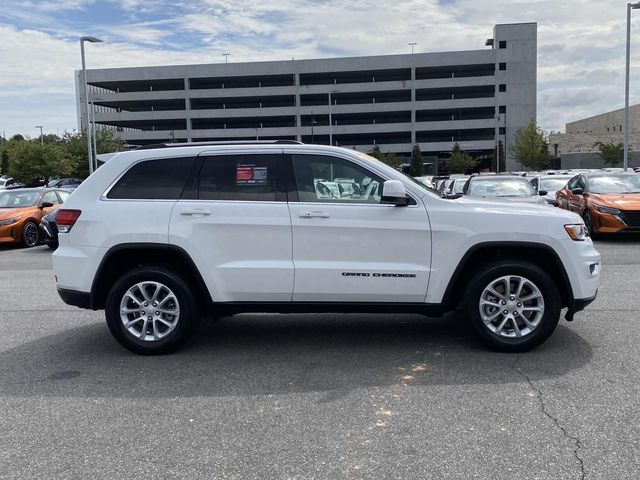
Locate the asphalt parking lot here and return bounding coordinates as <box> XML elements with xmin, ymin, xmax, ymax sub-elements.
<box><xmin>1</xmin><ymin>238</ymin><xmax>639</xmax><ymax>480</ymax></box>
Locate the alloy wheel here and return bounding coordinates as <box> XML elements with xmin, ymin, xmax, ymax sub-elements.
<box><xmin>478</xmin><ymin>275</ymin><xmax>545</xmax><ymax>339</ymax></box>
<box><xmin>23</xmin><ymin>223</ymin><xmax>39</xmax><ymax>247</ymax></box>
<box><xmin>119</xmin><ymin>281</ymin><xmax>180</xmax><ymax>342</ymax></box>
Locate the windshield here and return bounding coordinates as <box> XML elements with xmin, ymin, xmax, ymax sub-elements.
<box><xmin>588</xmin><ymin>175</ymin><xmax>640</xmax><ymax>194</ymax></box>
<box><xmin>0</xmin><ymin>191</ymin><xmax>40</xmax><ymax>208</ymax></box>
<box><xmin>468</xmin><ymin>178</ymin><xmax>535</xmax><ymax>197</ymax></box>
<box><xmin>540</xmin><ymin>178</ymin><xmax>571</xmax><ymax>191</ymax></box>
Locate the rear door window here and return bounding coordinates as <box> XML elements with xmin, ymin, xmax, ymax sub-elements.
<box><xmin>107</xmin><ymin>157</ymin><xmax>195</xmax><ymax>200</ymax></box>
<box><xmin>198</xmin><ymin>154</ymin><xmax>284</xmax><ymax>201</ymax></box>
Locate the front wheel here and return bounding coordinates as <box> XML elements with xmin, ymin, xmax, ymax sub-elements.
<box><xmin>21</xmin><ymin>221</ymin><xmax>40</xmax><ymax>247</ymax></box>
<box><xmin>105</xmin><ymin>267</ymin><xmax>200</xmax><ymax>355</ymax></box>
<box><xmin>463</xmin><ymin>260</ymin><xmax>561</xmax><ymax>352</ymax></box>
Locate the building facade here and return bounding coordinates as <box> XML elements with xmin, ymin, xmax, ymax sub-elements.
<box><xmin>77</xmin><ymin>23</ymin><xmax>536</xmax><ymax>172</ymax></box>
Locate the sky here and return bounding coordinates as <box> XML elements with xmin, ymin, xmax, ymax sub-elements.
<box><xmin>0</xmin><ymin>0</ymin><xmax>639</xmax><ymax>139</ymax></box>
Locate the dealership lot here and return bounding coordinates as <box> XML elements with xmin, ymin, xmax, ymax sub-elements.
<box><xmin>1</xmin><ymin>239</ymin><xmax>639</xmax><ymax>479</ymax></box>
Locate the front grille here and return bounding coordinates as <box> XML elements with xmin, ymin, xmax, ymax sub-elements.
<box><xmin>620</xmin><ymin>210</ymin><xmax>640</xmax><ymax>228</ymax></box>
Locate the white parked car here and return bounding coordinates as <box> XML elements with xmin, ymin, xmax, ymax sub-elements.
<box><xmin>53</xmin><ymin>141</ymin><xmax>600</xmax><ymax>354</ymax></box>
<box><xmin>462</xmin><ymin>175</ymin><xmax>550</xmax><ymax>206</ymax></box>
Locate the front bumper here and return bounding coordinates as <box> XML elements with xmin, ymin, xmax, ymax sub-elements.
<box><xmin>565</xmin><ymin>291</ymin><xmax>597</xmax><ymax>321</ymax></box>
<box><xmin>0</xmin><ymin>223</ymin><xmax>20</xmax><ymax>244</ymax></box>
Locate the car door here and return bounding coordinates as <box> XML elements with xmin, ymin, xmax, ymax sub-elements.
<box><xmin>168</xmin><ymin>150</ymin><xmax>294</xmax><ymax>302</ymax></box>
<box><xmin>286</xmin><ymin>151</ymin><xmax>431</xmax><ymax>303</ymax></box>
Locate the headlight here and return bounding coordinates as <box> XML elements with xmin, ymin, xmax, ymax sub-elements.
<box><xmin>593</xmin><ymin>204</ymin><xmax>620</xmax><ymax>215</ymax></box>
<box><xmin>0</xmin><ymin>216</ymin><xmax>22</xmax><ymax>226</ymax></box>
<box><xmin>564</xmin><ymin>224</ymin><xmax>588</xmax><ymax>241</ymax></box>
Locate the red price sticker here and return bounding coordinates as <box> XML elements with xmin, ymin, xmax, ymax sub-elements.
<box><xmin>236</xmin><ymin>166</ymin><xmax>254</xmax><ymax>182</ymax></box>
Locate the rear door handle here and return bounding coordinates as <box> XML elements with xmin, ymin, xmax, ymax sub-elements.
<box><xmin>180</xmin><ymin>208</ymin><xmax>211</xmax><ymax>216</ymax></box>
<box><xmin>299</xmin><ymin>211</ymin><xmax>330</xmax><ymax>218</ymax></box>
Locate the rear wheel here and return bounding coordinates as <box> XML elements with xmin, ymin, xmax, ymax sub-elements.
<box><xmin>105</xmin><ymin>267</ymin><xmax>199</xmax><ymax>355</ymax></box>
<box><xmin>21</xmin><ymin>221</ymin><xmax>39</xmax><ymax>247</ymax></box>
<box><xmin>463</xmin><ymin>260</ymin><xmax>561</xmax><ymax>352</ymax></box>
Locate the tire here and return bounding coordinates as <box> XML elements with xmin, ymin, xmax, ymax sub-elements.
<box><xmin>463</xmin><ymin>260</ymin><xmax>561</xmax><ymax>352</ymax></box>
<box><xmin>105</xmin><ymin>266</ymin><xmax>200</xmax><ymax>355</ymax></box>
<box><xmin>21</xmin><ymin>221</ymin><xmax>40</xmax><ymax>248</ymax></box>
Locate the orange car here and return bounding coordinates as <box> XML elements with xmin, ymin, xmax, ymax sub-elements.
<box><xmin>556</xmin><ymin>172</ymin><xmax>640</xmax><ymax>235</ymax></box>
<box><xmin>0</xmin><ymin>188</ymin><xmax>70</xmax><ymax>247</ymax></box>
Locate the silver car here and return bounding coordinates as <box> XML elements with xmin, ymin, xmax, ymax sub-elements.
<box><xmin>462</xmin><ymin>175</ymin><xmax>549</xmax><ymax>206</ymax></box>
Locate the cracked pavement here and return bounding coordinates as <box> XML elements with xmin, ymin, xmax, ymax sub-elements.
<box><xmin>1</xmin><ymin>237</ymin><xmax>639</xmax><ymax>479</ymax></box>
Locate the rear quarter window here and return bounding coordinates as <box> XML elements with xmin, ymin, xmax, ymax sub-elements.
<box><xmin>107</xmin><ymin>157</ymin><xmax>195</xmax><ymax>200</ymax></box>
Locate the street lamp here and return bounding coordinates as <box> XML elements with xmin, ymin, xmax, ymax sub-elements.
<box><xmin>222</xmin><ymin>53</ymin><xmax>230</xmax><ymax>63</ymax></box>
<box><xmin>35</xmin><ymin>126</ymin><xmax>43</xmax><ymax>146</ymax></box>
<box><xmin>624</xmin><ymin>3</ymin><xmax>640</xmax><ymax>171</ymax></box>
<box><xmin>310</xmin><ymin>112</ymin><xmax>317</xmax><ymax>144</ymax></box>
<box><xmin>80</xmin><ymin>36</ymin><xmax>103</xmax><ymax>175</ymax></box>
<box><xmin>408</xmin><ymin>42</ymin><xmax>417</xmax><ymax>54</ymax></box>
<box><xmin>328</xmin><ymin>90</ymin><xmax>340</xmax><ymax>146</ymax></box>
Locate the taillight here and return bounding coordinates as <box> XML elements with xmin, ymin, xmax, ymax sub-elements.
<box><xmin>56</xmin><ymin>209</ymin><xmax>82</xmax><ymax>233</ymax></box>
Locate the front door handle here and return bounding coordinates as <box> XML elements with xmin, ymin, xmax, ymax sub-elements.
<box><xmin>299</xmin><ymin>211</ymin><xmax>330</xmax><ymax>218</ymax></box>
<box><xmin>180</xmin><ymin>208</ymin><xmax>211</xmax><ymax>216</ymax></box>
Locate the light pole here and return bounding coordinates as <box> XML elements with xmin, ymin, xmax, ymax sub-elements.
<box><xmin>80</xmin><ymin>36</ymin><xmax>103</xmax><ymax>175</ymax></box>
<box><xmin>328</xmin><ymin>90</ymin><xmax>340</xmax><ymax>146</ymax></box>
<box><xmin>625</xmin><ymin>3</ymin><xmax>640</xmax><ymax>171</ymax></box>
<box><xmin>408</xmin><ymin>42</ymin><xmax>417</xmax><ymax>54</ymax></box>
<box><xmin>222</xmin><ymin>53</ymin><xmax>230</xmax><ymax>63</ymax></box>
<box><xmin>35</xmin><ymin>126</ymin><xmax>43</xmax><ymax>146</ymax></box>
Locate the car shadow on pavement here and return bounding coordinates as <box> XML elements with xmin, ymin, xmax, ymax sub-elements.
<box><xmin>0</xmin><ymin>312</ymin><xmax>592</xmax><ymax>399</ymax></box>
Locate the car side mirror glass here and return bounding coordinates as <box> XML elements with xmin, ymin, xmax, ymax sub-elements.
<box><xmin>571</xmin><ymin>188</ymin><xmax>584</xmax><ymax>195</ymax></box>
<box><xmin>40</xmin><ymin>201</ymin><xmax>54</xmax><ymax>208</ymax></box>
<box><xmin>538</xmin><ymin>190</ymin><xmax>548</xmax><ymax>196</ymax></box>
<box><xmin>381</xmin><ymin>180</ymin><xmax>408</xmax><ymax>206</ymax></box>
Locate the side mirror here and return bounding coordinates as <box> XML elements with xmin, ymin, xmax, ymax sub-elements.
<box><xmin>381</xmin><ymin>180</ymin><xmax>408</xmax><ymax>206</ymax></box>
<box><xmin>40</xmin><ymin>201</ymin><xmax>54</xmax><ymax>209</ymax></box>
<box><xmin>538</xmin><ymin>190</ymin><xmax>548</xmax><ymax>196</ymax></box>
<box><xmin>571</xmin><ymin>188</ymin><xmax>584</xmax><ymax>195</ymax></box>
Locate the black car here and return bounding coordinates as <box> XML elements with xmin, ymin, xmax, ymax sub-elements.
<box><xmin>39</xmin><ymin>208</ymin><xmax>59</xmax><ymax>249</ymax></box>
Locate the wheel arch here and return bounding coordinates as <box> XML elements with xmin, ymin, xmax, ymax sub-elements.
<box><xmin>441</xmin><ymin>241</ymin><xmax>572</xmax><ymax>311</ymax></box>
<box><xmin>90</xmin><ymin>243</ymin><xmax>212</xmax><ymax>310</ymax></box>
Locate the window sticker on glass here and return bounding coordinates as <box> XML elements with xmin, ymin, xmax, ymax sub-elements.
<box><xmin>236</xmin><ymin>165</ymin><xmax>268</xmax><ymax>186</ymax></box>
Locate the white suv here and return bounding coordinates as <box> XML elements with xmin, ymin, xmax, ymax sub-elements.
<box><xmin>53</xmin><ymin>142</ymin><xmax>600</xmax><ymax>354</ymax></box>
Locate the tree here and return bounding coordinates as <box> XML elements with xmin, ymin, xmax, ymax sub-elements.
<box><xmin>0</xmin><ymin>149</ymin><xmax>8</xmax><ymax>175</ymax></box>
<box><xmin>60</xmin><ymin>129</ymin><xmax>125</xmax><ymax>178</ymax></box>
<box><xmin>410</xmin><ymin>144</ymin><xmax>423</xmax><ymax>176</ymax></box>
<box><xmin>448</xmin><ymin>143</ymin><xmax>477</xmax><ymax>174</ymax></box>
<box><xmin>594</xmin><ymin>142</ymin><xmax>624</xmax><ymax>167</ymax></box>
<box><xmin>368</xmin><ymin>145</ymin><xmax>401</xmax><ymax>169</ymax></box>
<box><xmin>7</xmin><ymin>142</ymin><xmax>75</xmax><ymax>184</ymax></box>
<box><xmin>10</xmin><ymin>134</ymin><xmax>25</xmax><ymax>142</ymax></box>
<box><xmin>511</xmin><ymin>119</ymin><xmax>550</xmax><ymax>170</ymax></box>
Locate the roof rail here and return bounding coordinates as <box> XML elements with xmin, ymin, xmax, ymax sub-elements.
<box><xmin>134</xmin><ymin>140</ymin><xmax>303</xmax><ymax>150</ymax></box>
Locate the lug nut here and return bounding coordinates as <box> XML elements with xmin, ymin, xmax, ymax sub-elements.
<box><xmin>517</xmin><ymin>302</ymin><xmax>522</xmax><ymax>307</ymax></box>
<box><xmin>510</xmin><ymin>295</ymin><xmax>515</xmax><ymax>301</ymax></box>
<box><xmin>501</xmin><ymin>301</ymin><xmax>507</xmax><ymax>305</ymax></box>
<box><xmin>155</xmin><ymin>311</ymin><xmax>160</xmax><ymax>316</ymax></box>
<box><xmin>503</xmin><ymin>310</ymin><xmax>508</xmax><ymax>315</ymax></box>
<box><xmin>147</xmin><ymin>316</ymin><xmax>152</xmax><ymax>321</ymax></box>
<box><xmin>153</xmin><ymin>302</ymin><xmax>157</xmax><ymax>307</ymax></box>
<box><xmin>143</xmin><ymin>302</ymin><xmax>148</xmax><ymax>307</ymax></box>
